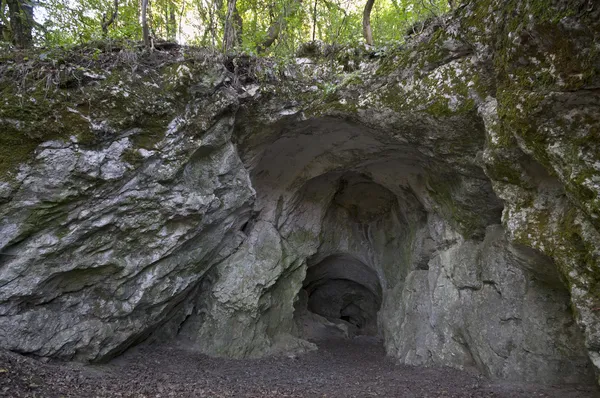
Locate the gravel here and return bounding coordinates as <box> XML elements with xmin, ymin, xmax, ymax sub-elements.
<box><xmin>1</xmin><ymin>337</ymin><xmax>597</xmax><ymax>397</ymax></box>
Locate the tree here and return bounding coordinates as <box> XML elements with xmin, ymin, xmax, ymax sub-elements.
<box><xmin>141</xmin><ymin>0</ymin><xmax>150</xmax><ymax>46</ymax></box>
<box><xmin>362</xmin><ymin>0</ymin><xmax>374</xmax><ymax>46</ymax></box>
<box><xmin>0</xmin><ymin>0</ymin><xmax>9</xmax><ymax>42</ymax></box>
<box><xmin>167</xmin><ymin>0</ymin><xmax>176</xmax><ymax>40</ymax></box>
<box><xmin>311</xmin><ymin>0</ymin><xmax>317</xmax><ymax>41</ymax></box>
<box><xmin>149</xmin><ymin>0</ymin><xmax>181</xmax><ymax>41</ymax></box>
<box><xmin>257</xmin><ymin>0</ymin><xmax>302</xmax><ymax>53</ymax></box>
<box><xmin>233</xmin><ymin>4</ymin><xmax>242</xmax><ymax>46</ymax></box>
<box><xmin>6</xmin><ymin>0</ymin><xmax>33</xmax><ymax>48</ymax></box>
<box><xmin>222</xmin><ymin>0</ymin><xmax>237</xmax><ymax>52</ymax></box>
<box><xmin>101</xmin><ymin>0</ymin><xmax>119</xmax><ymax>37</ymax></box>
<box><xmin>33</xmin><ymin>0</ymin><xmax>452</xmax><ymax>54</ymax></box>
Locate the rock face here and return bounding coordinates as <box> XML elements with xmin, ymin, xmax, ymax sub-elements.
<box><xmin>0</xmin><ymin>0</ymin><xmax>599</xmax><ymax>386</ymax></box>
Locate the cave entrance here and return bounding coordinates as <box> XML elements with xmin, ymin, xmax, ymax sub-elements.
<box><xmin>295</xmin><ymin>253</ymin><xmax>382</xmax><ymax>340</ymax></box>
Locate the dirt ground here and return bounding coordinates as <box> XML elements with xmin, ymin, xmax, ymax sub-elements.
<box><xmin>0</xmin><ymin>337</ymin><xmax>597</xmax><ymax>398</ymax></box>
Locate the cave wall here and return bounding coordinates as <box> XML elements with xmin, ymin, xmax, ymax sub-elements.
<box><xmin>382</xmin><ymin>220</ymin><xmax>591</xmax><ymax>383</ymax></box>
<box><xmin>0</xmin><ymin>0</ymin><xmax>599</xmax><ymax>386</ymax></box>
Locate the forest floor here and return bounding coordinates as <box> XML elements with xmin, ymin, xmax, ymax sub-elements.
<box><xmin>0</xmin><ymin>337</ymin><xmax>597</xmax><ymax>398</ymax></box>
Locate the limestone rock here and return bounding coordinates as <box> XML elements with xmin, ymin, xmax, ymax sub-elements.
<box><xmin>0</xmin><ymin>0</ymin><xmax>599</xmax><ymax>387</ymax></box>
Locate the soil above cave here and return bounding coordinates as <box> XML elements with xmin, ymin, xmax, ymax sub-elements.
<box><xmin>0</xmin><ymin>337</ymin><xmax>597</xmax><ymax>398</ymax></box>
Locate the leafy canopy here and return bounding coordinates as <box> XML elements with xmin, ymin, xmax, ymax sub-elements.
<box><xmin>5</xmin><ymin>0</ymin><xmax>450</xmax><ymax>55</ymax></box>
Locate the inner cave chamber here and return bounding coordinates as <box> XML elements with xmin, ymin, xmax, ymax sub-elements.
<box><xmin>212</xmin><ymin>113</ymin><xmax>597</xmax><ymax>384</ymax></box>
<box><xmin>298</xmin><ymin>253</ymin><xmax>383</xmax><ymax>338</ymax></box>
<box><xmin>292</xmin><ymin>174</ymin><xmax>394</xmax><ymax>340</ymax></box>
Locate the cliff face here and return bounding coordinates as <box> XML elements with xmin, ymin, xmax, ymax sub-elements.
<box><xmin>0</xmin><ymin>0</ymin><xmax>599</xmax><ymax>386</ymax></box>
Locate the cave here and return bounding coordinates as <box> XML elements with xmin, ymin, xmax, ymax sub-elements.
<box><xmin>1</xmin><ymin>2</ymin><xmax>600</xmax><ymax>394</ymax></box>
<box><xmin>216</xmin><ymin>115</ymin><xmax>592</xmax><ymax>384</ymax></box>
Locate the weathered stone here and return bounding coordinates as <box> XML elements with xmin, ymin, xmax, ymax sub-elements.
<box><xmin>0</xmin><ymin>0</ymin><xmax>598</xmax><ymax>387</ymax></box>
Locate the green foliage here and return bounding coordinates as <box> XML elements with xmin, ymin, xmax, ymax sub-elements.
<box><xmin>4</xmin><ymin>0</ymin><xmax>451</xmax><ymax>55</ymax></box>
<box><xmin>39</xmin><ymin>0</ymin><xmax>143</xmax><ymax>45</ymax></box>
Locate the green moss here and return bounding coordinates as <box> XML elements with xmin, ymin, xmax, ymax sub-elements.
<box><xmin>496</xmin><ymin>75</ymin><xmax>599</xmax><ymax>225</ymax></box>
<box><xmin>0</xmin><ymin>122</ymin><xmax>41</xmax><ymax>180</ymax></box>
<box><xmin>426</xmin><ymin>173</ymin><xmax>485</xmax><ymax>239</ymax></box>
<box><xmin>120</xmin><ymin>148</ymin><xmax>145</xmax><ymax>166</ymax></box>
<box><xmin>556</xmin><ymin>214</ymin><xmax>600</xmax><ymax>302</ymax></box>
<box><xmin>496</xmin><ymin>89</ymin><xmax>550</xmax><ymax>159</ymax></box>
<box><xmin>0</xmin><ymin>47</ymin><xmax>196</xmax><ymax>181</ymax></box>
<box><xmin>379</xmin><ymin>56</ymin><xmax>479</xmax><ymax>117</ymax></box>
<box><xmin>18</xmin><ymin>205</ymin><xmax>70</xmax><ymax>243</ymax></box>
<box><xmin>375</xmin><ymin>28</ymin><xmax>452</xmax><ymax>78</ymax></box>
<box><xmin>509</xmin><ymin>199</ymin><xmax>600</xmax><ymax>311</ymax></box>
<box><xmin>312</xmin><ymin>98</ymin><xmax>359</xmax><ymax>116</ymax></box>
<box><xmin>487</xmin><ymin>158</ymin><xmax>523</xmax><ymax>185</ymax></box>
<box><xmin>0</xmin><ymin>81</ymin><xmax>96</xmax><ymax>179</ymax></box>
<box><xmin>426</xmin><ymin>97</ymin><xmax>475</xmax><ymax>117</ymax></box>
<box><xmin>340</xmin><ymin>73</ymin><xmax>364</xmax><ymax>87</ymax></box>
<box><xmin>495</xmin><ymin>0</ymin><xmax>599</xmax><ymax>92</ymax></box>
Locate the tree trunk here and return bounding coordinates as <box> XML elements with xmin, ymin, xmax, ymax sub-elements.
<box><xmin>101</xmin><ymin>0</ymin><xmax>119</xmax><ymax>37</ymax></box>
<box><xmin>258</xmin><ymin>21</ymin><xmax>280</xmax><ymax>53</ymax></box>
<box><xmin>164</xmin><ymin>4</ymin><xmax>169</xmax><ymax>39</ymax></box>
<box><xmin>1</xmin><ymin>0</ymin><xmax>9</xmax><ymax>42</ymax></box>
<box><xmin>257</xmin><ymin>0</ymin><xmax>302</xmax><ymax>53</ymax></box>
<box><xmin>6</xmin><ymin>0</ymin><xmax>33</xmax><ymax>48</ymax></box>
<box><xmin>222</xmin><ymin>0</ymin><xmax>237</xmax><ymax>53</ymax></box>
<box><xmin>178</xmin><ymin>0</ymin><xmax>186</xmax><ymax>40</ymax></box>
<box><xmin>233</xmin><ymin>4</ymin><xmax>242</xmax><ymax>47</ymax></box>
<box><xmin>141</xmin><ymin>0</ymin><xmax>150</xmax><ymax>47</ymax></box>
<box><xmin>168</xmin><ymin>0</ymin><xmax>176</xmax><ymax>41</ymax></box>
<box><xmin>312</xmin><ymin>0</ymin><xmax>317</xmax><ymax>41</ymax></box>
<box><xmin>362</xmin><ymin>0</ymin><xmax>374</xmax><ymax>46</ymax></box>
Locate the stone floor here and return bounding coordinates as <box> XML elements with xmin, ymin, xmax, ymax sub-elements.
<box><xmin>0</xmin><ymin>337</ymin><xmax>597</xmax><ymax>397</ymax></box>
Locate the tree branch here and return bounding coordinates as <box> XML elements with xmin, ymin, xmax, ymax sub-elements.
<box><xmin>101</xmin><ymin>0</ymin><xmax>119</xmax><ymax>37</ymax></box>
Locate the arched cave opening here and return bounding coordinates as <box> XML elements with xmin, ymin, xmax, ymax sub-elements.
<box><xmin>231</xmin><ymin>115</ymin><xmax>594</xmax><ymax>384</ymax></box>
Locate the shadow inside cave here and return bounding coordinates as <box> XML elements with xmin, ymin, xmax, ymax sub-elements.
<box><xmin>294</xmin><ymin>253</ymin><xmax>383</xmax><ymax>340</ymax></box>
